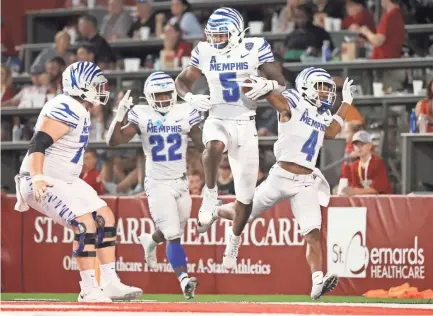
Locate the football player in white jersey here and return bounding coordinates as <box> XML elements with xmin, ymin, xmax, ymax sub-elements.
<box><xmin>175</xmin><ymin>7</ymin><xmax>287</xmax><ymax>269</ymax></box>
<box><xmin>211</xmin><ymin>68</ymin><xmax>355</xmax><ymax>299</ymax></box>
<box><xmin>106</xmin><ymin>72</ymin><xmax>204</xmax><ymax>300</ymax></box>
<box><xmin>14</xmin><ymin>61</ymin><xmax>143</xmax><ymax>302</ymax></box>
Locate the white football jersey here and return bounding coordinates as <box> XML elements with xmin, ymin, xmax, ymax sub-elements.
<box><xmin>190</xmin><ymin>37</ymin><xmax>275</xmax><ymax>120</ymax></box>
<box><xmin>20</xmin><ymin>94</ymin><xmax>91</xmax><ymax>183</ymax></box>
<box><xmin>128</xmin><ymin>103</ymin><xmax>201</xmax><ymax>180</ymax></box>
<box><xmin>274</xmin><ymin>89</ymin><xmax>333</xmax><ymax>170</ymax></box>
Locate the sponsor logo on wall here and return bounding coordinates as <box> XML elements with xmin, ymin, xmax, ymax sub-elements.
<box><xmin>327</xmin><ymin>207</ymin><xmax>425</xmax><ymax>280</ymax></box>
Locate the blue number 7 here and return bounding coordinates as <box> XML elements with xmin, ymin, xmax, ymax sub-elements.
<box><xmin>71</xmin><ymin>135</ymin><xmax>89</xmax><ymax>164</ymax></box>
<box><xmin>219</xmin><ymin>72</ymin><xmax>240</xmax><ymax>102</ymax></box>
<box><xmin>301</xmin><ymin>130</ymin><xmax>318</xmax><ymax>162</ymax></box>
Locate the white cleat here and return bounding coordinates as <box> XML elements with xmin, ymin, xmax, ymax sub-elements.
<box><xmin>222</xmin><ymin>235</ymin><xmax>241</xmax><ymax>270</ymax></box>
<box><xmin>138</xmin><ymin>233</ymin><xmax>158</xmax><ymax>269</ymax></box>
<box><xmin>78</xmin><ymin>283</ymin><xmax>112</xmax><ymax>302</ymax></box>
<box><xmin>182</xmin><ymin>277</ymin><xmax>198</xmax><ymax>300</ymax></box>
<box><xmin>101</xmin><ymin>278</ymin><xmax>143</xmax><ymax>301</ymax></box>
<box><xmin>311</xmin><ymin>272</ymin><xmax>339</xmax><ymax>300</ymax></box>
<box><xmin>198</xmin><ymin>188</ymin><xmax>218</xmax><ymax>226</ymax></box>
<box><xmin>197</xmin><ymin>200</ymin><xmax>222</xmax><ymax>234</ymax></box>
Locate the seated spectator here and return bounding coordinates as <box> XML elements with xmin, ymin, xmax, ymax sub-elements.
<box><xmin>217</xmin><ymin>154</ymin><xmax>235</xmax><ymax>195</ymax></box>
<box><xmin>1</xmin><ymin>64</ymin><xmax>14</xmax><ymax>103</ymax></box>
<box><xmin>45</xmin><ymin>56</ymin><xmax>66</xmax><ymax>96</ymax></box>
<box><xmin>313</xmin><ymin>0</ymin><xmax>345</xmax><ymax>27</ymax></box>
<box><xmin>415</xmin><ymin>79</ymin><xmax>433</xmax><ymax>133</ymax></box>
<box><xmin>30</xmin><ymin>31</ymin><xmax>73</xmax><ymax>74</ymax></box>
<box><xmin>100</xmin><ymin>0</ymin><xmax>133</xmax><ymax>40</ymax></box>
<box><xmin>188</xmin><ymin>170</ymin><xmax>203</xmax><ymax>195</ymax></box>
<box><xmin>160</xmin><ymin>22</ymin><xmax>192</xmax><ymax>69</ymax></box>
<box><xmin>80</xmin><ymin>150</ymin><xmax>104</xmax><ymax>195</ymax></box>
<box><xmin>129</xmin><ymin>0</ymin><xmax>162</xmax><ymax>38</ymax></box>
<box><xmin>343</xmin><ymin>130</ymin><xmax>392</xmax><ymax>195</ymax></box>
<box><xmin>284</xmin><ymin>4</ymin><xmax>334</xmax><ymax>61</ymax></box>
<box><xmin>76</xmin><ymin>43</ymin><xmax>96</xmax><ymax>62</ymax></box>
<box><xmin>78</xmin><ymin>14</ymin><xmax>116</xmax><ymax>67</ymax></box>
<box><xmin>276</xmin><ymin>0</ymin><xmax>304</xmax><ymax>33</ymax></box>
<box><xmin>342</xmin><ymin>0</ymin><xmax>376</xmax><ymax>33</ymax></box>
<box><xmin>167</xmin><ymin>0</ymin><xmax>202</xmax><ymax>38</ymax></box>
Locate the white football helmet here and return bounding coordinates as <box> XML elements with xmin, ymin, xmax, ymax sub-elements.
<box><xmin>204</xmin><ymin>7</ymin><xmax>246</xmax><ymax>55</ymax></box>
<box><xmin>295</xmin><ymin>67</ymin><xmax>336</xmax><ymax>111</ymax></box>
<box><xmin>144</xmin><ymin>71</ymin><xmax>177</xmax><ymax>113</ymax></box>
<box><xmin>62</xmin><ymin>61</ymin><xmax>110</xmax><ymax>105</ymax></box>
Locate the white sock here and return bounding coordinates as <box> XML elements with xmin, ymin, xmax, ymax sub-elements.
<box><xmin>178</xmin><ymin>272</ymin><xmax>189</xmax><ymax>290</ymax></box>
<box><xmin>148</xmin><ymin>237</ymin><xmax>158</xmax><ymax>251</ymax></box>
<box><xmin>312</xmin><ymin>271</ymin><xmax>324</xmax><ymax>284</ymax></box>
<box><xmin>230</xmin><ymin>229</ymin><xmax>241</xmax><ymax>243</ymax></box>
<box><xmin>80</xmin><ymin>269</ymin><xmax>99</xmax><ymax>288</ymax></box>
<box><xmin>205</xmin><ymin>185</ymin><xmax>217</xmax><ymax>195</ymax></box>
<box><xmin>100</xmin><ymin>262</ymin><xmax>118</xmax><ymax>285</ymax></box>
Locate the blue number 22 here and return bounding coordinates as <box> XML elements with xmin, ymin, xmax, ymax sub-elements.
<box><xmin>149</xmin><ymin>133</ymin><xmax>182</xmax><ymax>162</ymax></box>
<box><xmin>301</xmin><ymin>130</ymin><xmax>318</xmax><ymax>162</ymax></box>
<box><xmin>219</xmin><ymin>72</ymin><xmax>240</xmax><ymax>102</ymax></box>
<box><xmin>71</xmin><ymin>135</ymin><xmax>89</xmax><ymax>164</ymax></box>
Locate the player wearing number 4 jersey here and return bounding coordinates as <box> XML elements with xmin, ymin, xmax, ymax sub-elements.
<box><xmin>106</xmin><ymin>72</ymin><xmax>204</xmax><ymax>300</ymax></box>
<box><xmin>214</xmin><ymin>68</ymin><xmax>356</xmax><ymax>300</ymax></box>
<box><xmin>15</xmin><ymin>61</ymin><xmax>142</xmax><ymax>302</ymax></box>
<box><xmin>175</xmin><ymin>7</ymin><xmax>286</xmax><ymax>270</ymax></box>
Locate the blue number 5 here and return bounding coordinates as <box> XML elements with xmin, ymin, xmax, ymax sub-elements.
<box><xmin>149</xmin><ymin>134</ymin><xmax>182</xmax><ymax>162</ymax></box>
<box><xmin>301</xmin><ymin>130</ymin><xmax>318</xmax><ymax>162</ymax></box>
<box><xmin>219</xmin><ymin>72</ymin><xmax>240</xmax><ymax>102</ymax></box>
<box><xmin>71</xmin><ymin>135</ymin><xmax>89</xmax><ymax>164</ymax></box>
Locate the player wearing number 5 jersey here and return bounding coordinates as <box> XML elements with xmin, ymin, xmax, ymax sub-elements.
<box><xmin>15</xmin><ymin>61</ymin><xmax>142</xmax><ymax>302</ymax></box>
<box><xmin>215</xmin><ymin>68</ymin><xmax>356</xmax><ymax>300</ymax></box>
<box><xmin>106</xmin><ymin>72</ymin><xmax>204</xmax><ymax>300</ymax></box>
<box><xmin>175</xmin><ymin>7</ymin><xmax>286</xmax><ymax>270</ymax></box>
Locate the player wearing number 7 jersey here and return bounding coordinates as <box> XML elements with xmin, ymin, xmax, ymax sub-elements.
<box><xmin>15</xmin><ymin>61</ymin><xmax>142</xmax><ymax>302</ymax></box>
<box><xmin>214</xmin><ymin>68</ymin><xmax>356</xmax><ymax>300</ymax></box>
<box><xmin>106</xmin><ymin>72</ymin><xmax>204</xmax><ymax>300</ymax></box>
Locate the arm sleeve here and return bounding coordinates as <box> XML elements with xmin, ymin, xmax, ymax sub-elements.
<box><xmin>190</xmin><ymin>44</ymin><xmax>201</xmax><ymax>70</ymax></box>
<box><xmin>46</xmin><ymin>102</ymin><xmax>80</xmax><ymax>129</ymax></box>
<box><xmin>188</xmin><ymin>108</ymin><xmax>202</xmax><ymax>127</ymax></box>
<box><xmin>281</xmin><ymin>89</ymin><xmax>300</xmax><ymax>110</ymax></box>
<box><xmin>257</xmin><ymin>38</ymin><xmax>275</xmax><ymax>66</ymax></box>
<box><xmin>127</xmin><ymin>107</ymin><xmax>140</xmax><ymax>126</ymax></box>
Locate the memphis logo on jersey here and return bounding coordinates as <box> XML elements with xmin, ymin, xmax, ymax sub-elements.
<box><xmin>82</xmin><ymin>118</ymin><xmax>90</xmax><ymax>134</ymax></box>
<box><xmin>300</xmin><ymin>110</ymin><xmax>327</xmax><ymax>132</ymax></box>
<box><xmin>209</xmin><ymin>56</ymin><xmax>248</xmax><ymax>72</ymax></box>
<box><xmin>147</xmin><ymin>119</ymin><xmax>181</xmax><ymax>133</ymax></box>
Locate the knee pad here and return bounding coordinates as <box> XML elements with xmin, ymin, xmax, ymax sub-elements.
<box><xmin>70</xmin><ymin>219</ymin><xmax>97</xmax><ymax>257</ymax></box>
<box><xmin>92</xmin><ymin>211</ymin><xmax>117</xmax><ymax>249</ymax></box>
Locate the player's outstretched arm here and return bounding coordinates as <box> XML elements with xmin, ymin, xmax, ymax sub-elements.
<box><xmin>29</xmin><ymin>117</ymin><xmax>70</xmax><ymax>201</ymax></box>
<box><xmin>259</xmin><ymin>61</ymin><xmax>286</xmax><ymax>89</ymax></box>
<box><xmin>325</xmin><ymin>78</ymin><xmax>354</xmax><ymax>138</ymax></box>
<box><xmin>175</xmin><ymin>66</ymin><xmax>212</xmax><ymax>112</ymax></box>
<box><xmin>188</xmin><ymin>125</ymin><xmax>204</xmax><ymax>153</ymax></box>
<box><xmin>265</xmin><ymin>91</ymin><xmax>291</xmax><ymax>119</ymax></box>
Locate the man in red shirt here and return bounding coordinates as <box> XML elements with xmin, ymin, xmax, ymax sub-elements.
<box><xmin>343</xmin><ymin>130</ymin><xmax>393</xmax><ymax>195</ymax></box>
<box><xmin>80</xmin><ymin>150</ymin><xmax>104</xmax><ymax>195</ymax></box>
<box><xmin>359</xmin><ymin>0</ymin><xmax>404</xmax><ymax>59</ymax></box>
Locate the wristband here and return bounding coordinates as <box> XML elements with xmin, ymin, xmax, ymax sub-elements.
<box><xmin>32</xmin><ymin>174</ymin><xmax>45</xmax><ymax>183</ymax></box>
<box><xmin>332</xmin><ymin>114</ymin><xmax>344</xmax><ymax>127</ymax></box>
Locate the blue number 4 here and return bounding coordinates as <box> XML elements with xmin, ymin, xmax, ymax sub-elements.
<box><xmin>301</xmin><ymin>130</ymin><xmax>318</xmax><ymax>162</ymax></box>
<box><xmin>71</xmin><ymin>135</ymin><xmax>89</xmax><ymax>164</ymax></box>
<box><xmin>219</xmin><ymin>72</ymin><xmax>240</xmax><ymax>103</ymax></box>
<box><xmin>149</xmin><ymin>133</ymin><xmax>182</xmax><ymax>162</ymax></box>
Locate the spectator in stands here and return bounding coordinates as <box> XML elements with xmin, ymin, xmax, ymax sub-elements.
<box><xmin>276</xmin><ymin>0</ymin><xmax>304</xmax><ymax>33</ymax></box>
<box><xmin>343</xmin><ymin>130</ymin><xmax>392</xmax><ymax>195</ymax></box>
<box><xmin>341</xmin><ymin>0</ymin><xmax>376</xmax><ymax>33</ymax></box>
<box><xmin>129</xmin><ymin>0</ymin><xmax>162</xmax><ymax>38</ymax></box>
<box><xmin>284</xmin><ymin>4</ymin><xmax>333</xmax><ymax>61</ymax></box>
<box><xmin>76</xmin><ymin>43</ymin><xmax>96</xmax><ymax>62</ymax></box>
<box><xmin>415</xmin><ymin>79</ymin><xmax>433</xmax><ymax>133</ymax></box>
<box><xmin>100</xmin><ymin>0</ymin><xmax>134</xmax><ymax>40</ymax></box>
<box><xmin>167</xmin><ymin>0</ymin><xmax>202</xmax><ymax>38</ymax></box>
<box><xmin>80</xmin><ymin>150</ymin><xmax>104</xmax><ymax>195</ymax></box>
<box><xmin>30</xmin><ymin>31</ymin><xmax>73</xmax><ymax>74</ymax></box>
<box><xmin>313</xmin><ymin>0</ymin><xmax>345</xmax><ymax>27</ymax></box>
<box><xmin>1</xmin><ymin>64</ymin><xmax>14</xmax><ymax>103</ymax></box>
<box><xmin>160</xmin><ymin>22</ymin><xmax>192</xmax><ymax>69</ymax></box>
<box><xmin>217</xmin><ymin>154</ymin><xmax>235</xmax><ymax>195</ymax></box>
<box><xmin>188</xmin><ymin>170</ymin><xmax>203</xmax><ymax>195</ymax></box>
<box><xmin>45</xmin><ymin>57</ymin><xmax>66</xmax><ymax>96</ymax></box>
<box><xmin>78</xmin><ymin>14</ymin><xmax>116</xmax><ymax>67</ymax></box>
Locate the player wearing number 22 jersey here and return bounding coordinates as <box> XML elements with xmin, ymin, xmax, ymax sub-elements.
<box><xmin>106</xmin><ymin>72</ymin><xmax>204</xmax><ymax>300</ymax></box>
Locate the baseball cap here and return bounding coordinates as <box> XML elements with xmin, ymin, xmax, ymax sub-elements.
<box><xmin>352</xmin><ymin>130</ymin><xmax>372</xmax><ymax>144</ymax></box>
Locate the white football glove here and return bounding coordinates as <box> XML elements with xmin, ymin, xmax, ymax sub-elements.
<box><xmin>342</xmin><ymin>77</ymin><xmax>355</xmax><ymax>105</ymax></box>
<box><xmin>114</xmin><ymin>90</ymin><xmax>134</xmax><ymax>122</ymax></box>
<box><xmin>184</xmin><ymin>92</ymin><xmax>212</xmax><ymax>112</ymax></box>
<box><xmin>242</xmin><ymin>75</ymin><xmax>279</xmax><ymax>101</ymax></box>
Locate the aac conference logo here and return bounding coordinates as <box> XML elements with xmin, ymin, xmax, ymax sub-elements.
<box><xmin>327</xmin><ymin>207</ymin><xmax>369</xmax><ymax>278</ymax></box>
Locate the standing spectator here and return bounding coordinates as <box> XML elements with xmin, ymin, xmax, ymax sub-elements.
<box><xmin>188</xmin><ymin>170</ymin><xmax>203</xmax><ymax>195</ymax></box>
<box><xmin>342</xmin><ymin>0</ymin><xmax>376</xmax><ymax>33</ymax></box>
<box><xmin>314</xmin><ymin>0</ymin><xmax>345</xmax><ymax>27</ymax></box>
<box><xmin>80</xmin><ymin>150</ymin><xmax>104</xmax><ymax>195</ymax></box>
<box><xmin>415</xmin><ymin>79</ymin><xmax>433</xmax><ymax>133</ymax></box>
<box><xmin>217</xmin><ymin>154</ymin><xmax>235</xmax><ymax>195</ymax></box>
<box><xmin>159</xmin><ymin>22</ymin><xmax>192</xmax><ymax>69</ymax></box>
<box><xmin>1</xmin><ymin>64</ymin><xmax>14</xmax><ymax>103</ymax></box>
<box><xmin>45</xmin><ymin>56</ymin><xmax>66</xmax><ymax>96</ymax></box>
<box><xmin>167</xmin><ymin>0</ymin><xmax>202</xmax><ymax>38</ymax></box>
<box><xmin>78</xmin><ymin>14</ymin><xmax>116</xmax><ymax>66</ymax></box>
<box><xmin>100</xmin><ymin>0</ymin><xmax>134</xmax><ymax>40</ymax></box>
<box><xmin>129</xmin><ymin>0</ymin><xmax>162</xmax><ymax>38</ymax></box>
<box><xmin>343</xmin><ymin>130</ymin><xmax>392</xmax><ymax>195</ymax></box>
<box><xmin>30</xmin><ymin>31</ymin><xmax>73</xmax><ymax>74</ymax></box>
<box><xmin>276</xmin><ymin>0</ymin><xmax>304</xmax><ymax>33</ymax></box>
